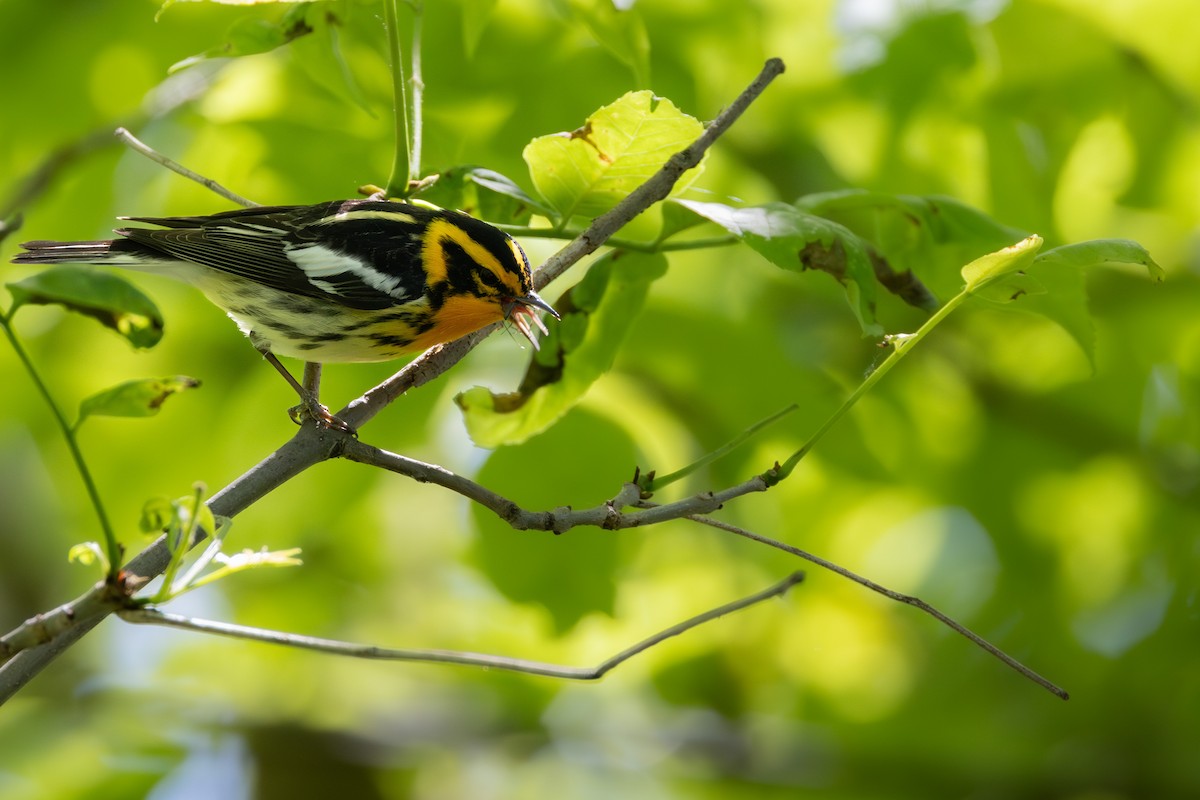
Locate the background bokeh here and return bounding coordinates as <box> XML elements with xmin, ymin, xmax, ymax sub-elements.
<box><xmin>2</xmin><ymin>0</ymin><xmax>1198</xmax><ymax>797</ymax></box>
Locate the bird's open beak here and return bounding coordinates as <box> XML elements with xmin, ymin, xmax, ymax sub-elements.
<box><xmin>506</xmin><ymin>291</ymin><xmax>559</xmax><ymax>349</ymax></box>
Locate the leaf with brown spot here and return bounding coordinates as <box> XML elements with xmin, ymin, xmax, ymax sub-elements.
<box><xmin>76</xmin><ymin>376</ymin><xmax>201</xmax><ymax>428</ymax></box>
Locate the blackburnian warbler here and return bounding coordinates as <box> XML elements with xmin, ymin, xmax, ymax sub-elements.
<box><xmin>13</xmin><ymin>199</ymin><xmax>558</xmax><ymax>428</ymax></box>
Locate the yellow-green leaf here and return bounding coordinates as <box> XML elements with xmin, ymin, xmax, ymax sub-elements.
<box><xmin>523</xmin><ymin>91</ymin><xmax>704</xmax><ymax>222</ymax></box>
<box><xmin>961</xmin><ymin>235</ymin><xmax>1043</xmax><ymax>291</ymax></box>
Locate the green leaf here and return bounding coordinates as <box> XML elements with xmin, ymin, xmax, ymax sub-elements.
<box><xmin>471</xmin><ymin>408</ymin><xmax>632</xmax><ymax>633</ymax></box>
<box><xmin>676</xmin><ymin>199</ymin><xmax>884</xmax><ymax>336</ymax></box>
<box><xmin>988</xmin><ymin>239</ymin><xmax>1164</xmax><ymax>365</ymax></box>
<box><xmin>68</xmin><ymin>541</ymin><xmax>110</xmax><ymax>575</ymax></box>
<box><xmin>961</xmin><ymin>235</ymin><xmax>1043</xmax><ymax>291</ymax></box>
<box><xmin>140</xmin><ymin>497</ymin><xmax>176</xmax><ymax>534</ymax></box>
<box><xmin>457</xmin><ymin>251</ymin><xmax>667</xmax><ymax>447</ymax></box>
<box><xmin>796</xmin><ymin>190</ymin><xmax>1032</xmax><ymax>301</ymax></box>
<box><xmin>523</xmin><ymin>91</ymin><xmax>705</xmax><ymax>222</ymax></box>
<box><xmin>77</xmin><ymin>376</ymin><xmax>201</xmax><ymax>428</ymax></box>
<box><xmin>1033</xmin><ymin>239</ymin><xmax>1165</xmax><ymax>282</ymax></box>
<box><xmin>419</xmin><ymin>166</ymin><xmax>553</xmax><ymax>225</ymax></box>
<box><xmin>658</xmin><ymin>198</ymin><xmax>708</xmax><ymax>243</ymax></box>
<box><xmin>161</xmin><ymin>0</ymin><xmax>313</xmax><ymax>13</ymax></box>
<box><xmin>797</xmin><ymin>190</ymin><xmax>1030</xmax><ymax>252</ymax></box>
<box><xmin>6</xmin><ymin>265</ymin><xmax>164</xmax><ymax>348</ymax></box>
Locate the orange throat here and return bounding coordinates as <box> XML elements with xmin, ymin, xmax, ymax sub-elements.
<box><xmin>408</xmin><ymin>294</ymin><xmax>506</xmax><ymax>350</ymax></box>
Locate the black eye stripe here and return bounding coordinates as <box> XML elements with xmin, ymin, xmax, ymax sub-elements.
<box><xmin>476</xmin><ymin>267</ymin><xmax>504</xmax><ymax>291</ymax></box>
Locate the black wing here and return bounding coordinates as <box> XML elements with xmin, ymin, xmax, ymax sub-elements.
<box><xmin>120</xmin><ymin>201</ymin><xmax>433</xmax><ymax>311</ymax></box>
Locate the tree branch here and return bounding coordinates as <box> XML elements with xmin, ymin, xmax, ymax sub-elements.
<box><xmin>675</xmin><ymin>511</ymin><xmax>1070</xmax><ymax>701</ymax></box>
<box><xmin>340</xmin><ymin>438</ymin><xmax>773</xmax><ymax>531</ymax></box>
<box><xmin>117</xmin><ymin>572</ymin><xmax>804</xmax><ymax>679</ymax></box>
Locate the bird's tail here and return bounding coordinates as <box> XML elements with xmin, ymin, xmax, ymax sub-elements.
<box><xmin>12</xmin><ymin>238</ymin><xmax>146</xmax><ymax>266</ymax></box>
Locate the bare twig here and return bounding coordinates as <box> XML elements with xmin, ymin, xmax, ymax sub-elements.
<box><xmin>118</xmin><ymin>572</ymin><xmax>804</xmax><ymax>678</ymax></box>
<box><xmin>114</xmin><ymin>127</ymin><xmax>259</xmax><ymax>208</ymax></box>
<box><xmin>677</xmin><ymin>511</ymin><xmax>1070</xmax><ymax>700</ymax></box>
<box><xmin>340</xmin><ymin>439</ymin><xmax>772</xmax><ymax>531</ymax></box>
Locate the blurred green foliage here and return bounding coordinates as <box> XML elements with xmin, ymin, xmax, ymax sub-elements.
<box><xmin>1</xmin><ymin>0</ymin><xmax>1198</xmax><ymax>798</ymax></box>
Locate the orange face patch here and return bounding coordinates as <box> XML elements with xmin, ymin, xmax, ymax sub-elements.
<box><xmin>404</xmin><ymin>293</ymin><xmax>507</xmax><ymax>350</ymax></box>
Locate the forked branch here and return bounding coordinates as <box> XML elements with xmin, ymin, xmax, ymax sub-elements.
<box><xmin>118</xmin><ymin>572</ymin><xmax>805</xmax><ymax>679</ymax></box>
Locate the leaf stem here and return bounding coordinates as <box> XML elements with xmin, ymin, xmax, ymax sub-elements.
<box><xmin>648</xmin><ymin>404</ymin><xmax>799</xmax><ymax>491</ymax></box>
<box><xmin>777</xmin><ymin>289</ymin><xmax>969</xmax><ymax>479</ymax></box>
<box><xmin>407</xmin><ymin>1</ymin><xmax>424</xmax><ymax>184</ymax></box>
<box><xmin>0</xmin><ymin>312</ymin><xmax>120</xmax><ymax>576</ymax></box>
<box><xmin>383</xmin><ymin>0</ymin><xmax>416</xmax><ymax>197</ymax></box>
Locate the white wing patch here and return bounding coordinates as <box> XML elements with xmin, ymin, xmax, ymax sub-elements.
<box><xmin>285</xmin><ymin>243</ymin><xmax>406</xmax><ymax>298</ymax></box>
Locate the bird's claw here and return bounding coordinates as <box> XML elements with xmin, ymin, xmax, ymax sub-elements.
<box><xmin>288</xmin><ymin>397</ymin><xmax>355</xmax><ymax>434</ymax></box>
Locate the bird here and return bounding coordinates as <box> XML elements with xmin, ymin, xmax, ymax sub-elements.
<box><xmin>12</xmin><ymin>199</ymin><xmax>558</xmax><ymax>429</ymax></box>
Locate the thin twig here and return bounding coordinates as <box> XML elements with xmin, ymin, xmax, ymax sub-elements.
<box><xmin>677</xmin><ymin>511</ymin><xmax>1070</xmax><ymax>700</ymax></box>
<box><xmin>340</xmin><ymin>438</ymin><xmax>772</xmax><ymax>531</ymax></box>
<box><xmin>114</xmin><ymin>127</ymin><xmax>259</xmax><ymax>208</ymax></box>
<box><xmin>117</xmin><ymin>572</ymin><xmax>804</xmax><ymax>678</ymax></box>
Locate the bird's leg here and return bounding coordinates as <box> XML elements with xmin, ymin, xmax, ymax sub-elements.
<box><xmin>252</xmin><ymin>344</ymin><xmax>354</xmax><ymax>433</ymax></box>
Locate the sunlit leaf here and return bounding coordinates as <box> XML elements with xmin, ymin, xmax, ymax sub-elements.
<box><xmin>676</xmin><ymin>199</ymin><xmax>883</xmax><ymax>336</ymax></box>
<box><xmin>961</xmin><ymin>235</ymin><xmax>1043</xmax><ymax>291</ymax></box>
<box><xmin>77</xmin><ymin>376</ymin><xmax>201</xmax><ymax>428</ymax></box>
<box><xmin>67</xmin><ymin>542</ymin><xmax>110</xmax><ymax>575</ymax></box>
<box><xmin>524</xmin><ymin>91</ymin><xmax>704</xmax><ymax>222</ymax></box>
<box><xmin>6</xmin><ymin>265</ymin><xmax>164</xmax><ymax>348</ymax></box>
<box><xmin>457</xmin><ymin>251</ymin><xmax>667</xmax><ymax>447</ymax></box>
